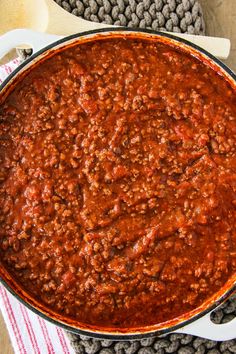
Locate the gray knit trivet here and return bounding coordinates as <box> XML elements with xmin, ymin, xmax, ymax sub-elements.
<box><xmin>66</xmin><ymin>295</ymin><xmax>236</xmax><ymax>354</ymax></box>
<box><xmin>54</xmin><ymin>0</ymin><xmax>205</xmax><ymax>34</ymax></box>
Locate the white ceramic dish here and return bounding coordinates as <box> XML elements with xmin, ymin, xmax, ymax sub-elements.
<box><xmin>0</xmin><ymin>28</ymin><xmax>235</xmax><ymax>341</ymax></box>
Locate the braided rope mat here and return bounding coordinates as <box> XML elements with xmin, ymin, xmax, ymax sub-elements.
<box><xmin>19</xmin><ymin>1</ymin><xmax>235</xmax><ymax>352</ymax></box>
<box><xmin>55</xmin><ymin>0</ymin><xmax>205</xmax><ymax>34</ymax></box>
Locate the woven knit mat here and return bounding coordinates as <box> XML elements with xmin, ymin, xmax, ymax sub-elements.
<box><xmin>66</xmin><ymin>295</ymin><xmax>236</xmax><ymax>353</ymax></box>
<box><xmin>19</xmin><ymin>0</ymin><xmax>235</xmax><ymax>352</ymax></box>
<box><xmin>55</xmin><ymin>0</ymin><xmax>205</xmax><ymax>34</ymax></box>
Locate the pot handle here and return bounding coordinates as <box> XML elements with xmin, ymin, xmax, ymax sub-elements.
<box><xmin>174</xmin><ymin>311</ymin><xmax>236</xmax><ymax>341</ymax></box>
<box><xmin>0</xmin><ymin>29</ymin><xmax>62</xmax><ymax>60</ymax></box>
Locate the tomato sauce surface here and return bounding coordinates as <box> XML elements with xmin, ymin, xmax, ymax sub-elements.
<box><xmin>0</xmin><ymin>37</ymin><xmax>236</xmax><ymax>328</ymax></box>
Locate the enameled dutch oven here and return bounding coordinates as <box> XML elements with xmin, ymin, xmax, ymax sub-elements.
<box><xmin>0</xmin><ymin>28</ymin><xmax>236</xmax><ymax>341</ymax></box>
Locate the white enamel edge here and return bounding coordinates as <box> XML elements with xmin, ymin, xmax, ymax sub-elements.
<box><xmin>0</xmin><ymin>27</ymin><xmax>231</xmax><ymax>61</ymax></box>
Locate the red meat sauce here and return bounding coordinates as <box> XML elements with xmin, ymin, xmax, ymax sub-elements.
<box><xmin>0</xmin><ymin>37</ymin><xmax>235</xmax><ymax>328</ymax></box>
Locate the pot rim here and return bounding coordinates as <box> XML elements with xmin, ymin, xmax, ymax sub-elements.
<box><xmin>0</xmin><ymin>27</ymin><xmax>236</xmax><ymax>339</ymax></box>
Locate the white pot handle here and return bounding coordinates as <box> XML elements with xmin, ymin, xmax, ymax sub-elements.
<box><xmin>175</xmin><ymin>311</ymin><xmax>236</xmax><ymax>341</ymax></box>
<box><xmin>0</xmin><ymin>29</ymin><xmax>62</xmax><ymax>60</ymax></box>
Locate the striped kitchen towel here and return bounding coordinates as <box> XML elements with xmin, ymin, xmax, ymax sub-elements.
<box><xmin>0</xmin><ymin>285</ymin><xmax>74</xmax><ymax>354</ymax></box>
<box><xmin>0</xmin><ymin>58</ymin><xmax>22</xmax><ymax>84</ymax></box>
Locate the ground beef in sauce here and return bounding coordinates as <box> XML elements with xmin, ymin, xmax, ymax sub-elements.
<box><xmin>0</xmin><ymin>37</ymin><xmax>236</xmax><ymax>328</ymax></box>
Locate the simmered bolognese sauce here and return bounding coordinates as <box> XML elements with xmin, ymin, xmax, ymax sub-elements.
<box><xmin>0</xmin><ymin>37</ymin><xmax>235</xmax><ymax>328</ymax></box>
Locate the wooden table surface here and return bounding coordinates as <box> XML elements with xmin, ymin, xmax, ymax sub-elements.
<box><xmin>0</xmin><ymin>1</ymin><xmax>235</xmax><ymax>353</ymax></box>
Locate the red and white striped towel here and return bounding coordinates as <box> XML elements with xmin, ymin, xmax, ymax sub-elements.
<box><xmin>0</xmin><ymin>59</ymin><xmax>75</xmax><ymax>354</ymax></box>
<box><xmin>0</xmin><ymin>58</ymin><xmax>22</xmax><ymax>84</ymax></box>
<box><xmin>0</xmin><ymin>285</ymin><xmax>74</xmax><ymax>354</ymax></box>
